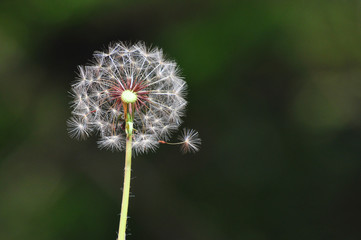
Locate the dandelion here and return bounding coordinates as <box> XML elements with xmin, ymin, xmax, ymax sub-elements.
<box><xmin>67</xmin><ymin>42</ymin><xmax>200</xmax><ymax>240</ymax></box>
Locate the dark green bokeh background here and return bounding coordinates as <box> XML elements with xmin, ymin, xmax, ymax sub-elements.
<box><xmin>1</xmin><ymin>1</ymin><xmax>361</xmax><ymax>239</ymax></box>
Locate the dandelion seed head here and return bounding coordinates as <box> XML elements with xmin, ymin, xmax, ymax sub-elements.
<box><xmin>68</xmin><ymin>42</ymin><xmax>200</xmax><ymax>154</ymax></box>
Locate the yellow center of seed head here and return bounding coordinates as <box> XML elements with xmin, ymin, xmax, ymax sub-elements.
<box><xmin>121</xmin><ymin>90</ymin><xmax>137</xmax><ymax>103</ymax></box>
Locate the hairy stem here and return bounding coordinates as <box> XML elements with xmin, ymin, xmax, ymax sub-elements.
<box><xmin>117</xmin><ymin>136</ymin><xmax>132</xmax><ymax>240</ymax></box>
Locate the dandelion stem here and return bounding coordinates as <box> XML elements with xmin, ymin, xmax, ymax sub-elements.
<box><xmin>117</xmin><ymin>135</ymin><xmax>132</xmax><ymax>240</ymax></box>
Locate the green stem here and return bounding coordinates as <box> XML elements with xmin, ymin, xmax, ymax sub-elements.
<box><xmin>117</xmin><ymin>136</ymin><xmax>132</xmax><ymax>240</ymax></box>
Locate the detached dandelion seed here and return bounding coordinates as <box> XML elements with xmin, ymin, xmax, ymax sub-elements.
<box><xmin>179</xmin><ymin>128</ymin><xmax>202</xmax><ymax>153</ymax></box>
<box><xmin>67</xmin><ymin>42</ymin><xmax>200</xmax><ymax>240</ymax></box>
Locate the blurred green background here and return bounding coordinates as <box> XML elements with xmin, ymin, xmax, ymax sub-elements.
<box><xmin>1</xmin><ymin>0</ymin><xmax>361</xmax><ymax>239</ymax></box>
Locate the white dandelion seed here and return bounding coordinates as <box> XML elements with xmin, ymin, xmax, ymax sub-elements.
<box><xmin>67</xmin><ymin>116</ymin><xmax>91</xmax><ymax>140</ymax></box>
<box><xmin>98</xmin><ymin>135</ymin><xmax>125</xmax><ymax>152</ymax></box>
<box><xmin>178</xmin><ymin>128</ymin><xmax>201</xmax><ymax>153</ymax></box>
